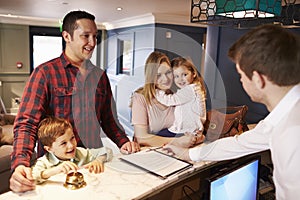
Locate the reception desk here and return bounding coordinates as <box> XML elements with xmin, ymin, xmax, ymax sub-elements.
<box><xmin>0</xmin><ymin>148</ymin><xmax>218</xmax><ymax>200</ymax></box>
<box><xmin>0</xmin><ymin>142</ymin><xmax>270</xmax><ymax>200</ymax></box>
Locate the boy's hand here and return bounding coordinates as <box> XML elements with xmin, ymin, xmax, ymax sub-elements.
<box><xmin>83</xmin><ymin>159</ymin><xmax>104</xmax><ymax>174</ymax></box>
<box><xmin>57</xmin><ymin>161</ymin><xmax>78</xmax><ymax>174</ymax></box>
<box><xmin>41</xmin><ymin>161</ymin><xmax>78</xmax><ymax>179</ymax></box>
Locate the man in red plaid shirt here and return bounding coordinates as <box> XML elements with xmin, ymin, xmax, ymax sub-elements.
<box><xmin>9</xmin><ymin>10</ymin><xmax>140</xmax><ymax>193</ymax></box>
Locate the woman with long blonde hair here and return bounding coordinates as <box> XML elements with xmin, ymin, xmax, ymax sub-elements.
<box><xmin>131</xmin><ymin>51</ymin><xmax>201</xmax><ymax>147</ymax></box>
<box><xmin>155</xmin><ymin>57</ymin><xmax>206</xmax><ymax>136</ymax></box>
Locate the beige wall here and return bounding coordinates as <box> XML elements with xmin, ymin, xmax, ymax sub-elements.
<box><xmin>0</xmin><ymin>76</ymin><xmax>28</xmax><ymax>113</ymax></box>
<box><xmin>0</xmin><ymin>23</ymin><xmax>30</xmax><ymax>113</ymax></box>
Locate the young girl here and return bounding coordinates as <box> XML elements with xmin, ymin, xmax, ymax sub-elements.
<box><xmin>155</xmin><ymin>57</ymin><xmax>206</xmax><ymax>137</ymax></box>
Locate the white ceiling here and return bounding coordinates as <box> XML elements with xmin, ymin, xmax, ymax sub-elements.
<box><xmin>1</xmin><ymin>0</ymin><xmax>299</xmax><ymax>29</ymax></box>
<box><xmin>0</xmin><ymin>0</ymin><xmax>192</xmax><ymax>27</ymax></box>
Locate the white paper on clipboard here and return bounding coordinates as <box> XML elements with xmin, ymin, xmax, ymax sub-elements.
<box><xmin>120</xmin><ymin>149</ymin><xmax>193</xmax><ymax>179</ymax></box>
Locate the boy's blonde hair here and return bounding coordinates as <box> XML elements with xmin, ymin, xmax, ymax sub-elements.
<box><xmin>38</xmin><ymin>116</ymin><xmax>73</xmax><ymax>147</ymax></box>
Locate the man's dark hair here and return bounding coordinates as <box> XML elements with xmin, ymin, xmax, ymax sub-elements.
<box><xmin>62</xmin><ymin>10</ymin><xmax>95</xmax><ymax>37</ymax></box>
<box><xmin>228</xmin><ymin>24</ymin><xmax>300</xmax><ymax>86</ymax></box>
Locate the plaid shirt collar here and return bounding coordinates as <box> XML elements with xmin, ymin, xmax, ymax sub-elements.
<box><xmin>60</xmin><ymin>52</ymin><xmax>72</xmax><ymax>68</ymax></box>
<box><xmin>60</xmin><ymin>52</ymin><xmax>96</xmax><ymax>72</ymax></box>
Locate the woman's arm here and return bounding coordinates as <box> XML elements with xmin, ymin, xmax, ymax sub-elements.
<box><xmin>131</xmin><ymin>93</ymin><xmax>174</xmax><ymax>146</ymax></box>
<box><xmin>134</xmin><ymin>124</ymin><xmax>174</xmax><ymax>147</ymax></box>
<box><xmin>134</xmin><ymin>124</ymin><xmax>196</xmax><ymax>147</ymax></box>
<box><xmin>131</xmin><ymin>92</ymin><xmax>196</xmax><ymax>147</ymax></box>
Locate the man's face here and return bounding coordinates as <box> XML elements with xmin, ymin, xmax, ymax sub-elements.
<box><xmin>236</xmin><ymin>64</ymin><xmax>261</xmax><ymax>103</ymax></box>
<box><xmin>65</xmin><ymin>19</ymin><xmax>98</xmax><ymax>65</ymax></box>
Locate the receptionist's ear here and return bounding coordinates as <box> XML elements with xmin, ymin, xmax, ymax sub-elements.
<box><xmin>252</xmin><ymin>70</ymin><xmax>266</xmax><ymax>89</ymax></box>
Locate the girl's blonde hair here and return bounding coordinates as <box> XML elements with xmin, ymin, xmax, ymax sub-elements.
<box><xmin>135</xmin><ymin>51</ymin><xmax>171</xmax><ymax>104</ymax></box>
<box><xmin>38</xmin><ymin>116</ymin><xmax>73</xmax><ymax>147</ymax></box>
<box><xmin>171</xmin><ymin>57</ymin><xmax>206</xmax><ymax>96</ymax></box>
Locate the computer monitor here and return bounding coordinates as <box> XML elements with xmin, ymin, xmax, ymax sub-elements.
<box><xmin>207</xmin><ymin>156</ymin><xmax>260</xmax><ymax>200</ymax></box>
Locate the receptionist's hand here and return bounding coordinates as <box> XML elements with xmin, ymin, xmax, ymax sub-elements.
<box><xmin>193</xmin><ymin>131</ymin><xmax>205</xmax><ymax>145</ymax></box>
<box><xmin>120</xmin><ymin>141</ymin><xmax>140</xmax><ymax>154</ymax></box>
<box><xmin>163</xmin><ymin>144</ymin><xmax>190</xmax><ymax>161</ymax></box>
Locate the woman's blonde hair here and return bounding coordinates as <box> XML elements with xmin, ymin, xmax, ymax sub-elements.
<box><xmin>38</xmin><ymin>116</ymin><xmax>73</xmax><ymax>147</ymax></box>
<box><xmin>135</xmin><ymin>51</ymin><xmax>171</xmax><ymax>104</ymax></box>
<box><xmin>171</xmin><ymin>57</ymin><xmax>206</xmax><ymax>96</ymax></box>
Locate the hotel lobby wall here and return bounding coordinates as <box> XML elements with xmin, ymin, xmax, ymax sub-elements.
<box><xmin>106</xmin><ymin>23</ymin><xmax>206</xmax><ymax>78</ymax></box>
<box><xmin>0</xmin><ymin>75</ymin><xmax>28</xmax><ymax>113</ymax></box>
<box><xmin>154</xmin><ymin>23</ymin><xmax>206</xmax><ymax>71</ymax></box>
<box><xmin>204</xmin><ymin>26</ymin><xmax>300</xmax><ymax>124</ymax></box>
<box><xmin>106</xmin><ymin>24</ymin><xmax>156</xmax><ymax>136</ymax></box>
<box><xmin>0</xmin><ymin>24</ymin><xmax>30</xmax><ymax>113</ymax></box>
<box><xmin>204</xmin><ymin>25</ymin><xmax>269</xmax><ymax>124</ymax></box>
<box><xmin>106</xmin><ymin>24</ymin><xmax>206</xmax><ymax>136</ymax></box>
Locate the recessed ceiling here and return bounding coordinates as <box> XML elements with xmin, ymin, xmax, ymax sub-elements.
<box><xmin>1</xmin><ymin>0</ymin><xmax>299</xmax><ymax>28</ymax></box>
<box><xmin>0</xmin><ymin>0</ymin><xmax>191</xmax><ymax>25</ymax></box>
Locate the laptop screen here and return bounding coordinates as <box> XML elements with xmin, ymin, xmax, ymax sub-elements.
<box><xmin>208</xmin><ymin>157</ymin><xmax>260</xmax><ymax>200</ymax></box>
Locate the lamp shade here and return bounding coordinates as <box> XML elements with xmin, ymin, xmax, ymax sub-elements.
<box><xmin>215</xmin><ymin>0</ymin><xmax>282</xmax><ymax>18</ymax></box>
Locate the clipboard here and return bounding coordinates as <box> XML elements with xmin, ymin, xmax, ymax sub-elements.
<box><xmin>120</xmin><ymin>148</ymin><xmax>193</xmax><ymax>179</ymax></box>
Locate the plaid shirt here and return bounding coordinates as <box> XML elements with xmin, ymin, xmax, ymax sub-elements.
<box><xmin>11</xmin><ymin>53</ymin><xmax>129</xmax><ymax>170</ymax></box>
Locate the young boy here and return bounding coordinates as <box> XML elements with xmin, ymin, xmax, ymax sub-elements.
<box><xmin>32</xmin><ymin>116</ymin><xmax>112</xmax><ymax>183</ymax></box>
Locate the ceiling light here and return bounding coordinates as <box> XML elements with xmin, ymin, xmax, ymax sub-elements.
<box><xmin>215</xmin><ymin>0</ymin><xmax>281</xmax><ymax>18</ymax></box>
<box><xmin>190</xmin><ymin>0</ymin><xmax>299</xmax><ymax>27</ymax></box>
<box><xmin>116</xmin><ymin>7</ymin><xmax>123</xmax><ymax>11</ymax></box>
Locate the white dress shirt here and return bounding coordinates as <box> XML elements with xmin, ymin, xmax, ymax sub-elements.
<box><xmin>189</xmin><ymin>84</ymin><xmax>300</xmax><ymax>200</ymax></box>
